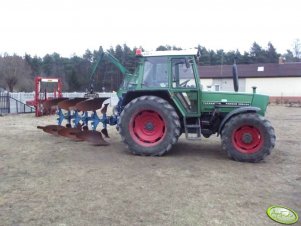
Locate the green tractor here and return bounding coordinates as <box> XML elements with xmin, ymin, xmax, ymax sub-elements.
<box><xmin>117</xmin><ymin>49</ymin><xmax>275</xmax><ymax>162</ymax></box>
<box><xmin>40</xmin><ymin>49</ymin><xmax>276</xmax><ymax>163</ymax></box>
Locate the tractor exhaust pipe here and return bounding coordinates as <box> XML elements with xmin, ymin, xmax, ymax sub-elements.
<box><xmin>232</xmin><ymin>59</ymin><xmax>239</xmax><ymax>92</ymax></box>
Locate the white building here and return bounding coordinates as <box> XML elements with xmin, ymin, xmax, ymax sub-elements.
<box><xmin>198</xmin><ymin>62</ymin><xmax>301</xmax><ymax>103</ymax></box>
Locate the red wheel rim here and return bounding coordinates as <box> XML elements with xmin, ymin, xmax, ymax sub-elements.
<box><xmin>129</xmin><ymin>110</ymin><xmax>166</xmax><ymax>147</ymax></box>
<box><xmin>232</xmin><ymin>125</ymin><xmax>263</xmax><ymax>154</ymax></box>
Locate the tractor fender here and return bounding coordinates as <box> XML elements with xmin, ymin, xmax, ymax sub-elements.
<box><xmin>218</xmin><ymin>106</ymin><xmax>261</xmax><ymax>136</ymax></box>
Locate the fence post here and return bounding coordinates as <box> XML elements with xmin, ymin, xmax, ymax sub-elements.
<box><xmin>8</xmin><ymin>93</ymin><xmax>10</xmax><ymax>113</ymax></box>
<box><xmin>16</xmin><ymin>99</ymin><xmax>18</xmax><ymax>113</ymax></box>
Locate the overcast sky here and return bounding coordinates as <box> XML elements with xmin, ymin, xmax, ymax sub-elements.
<box><xmin>0</xmin><ymin>0</ymin><xmax>300</xmax><ymax>57</ymax></box>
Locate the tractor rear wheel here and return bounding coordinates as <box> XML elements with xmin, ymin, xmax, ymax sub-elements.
<box><xmin>221</xmin><ymin>113</ymin><xmax>276</xmax><ymax>162</ymax></box>
<box><xmin>119</xmin><ymin>96</ymin><xmax>180</xmax><ymax>156</ymax></box>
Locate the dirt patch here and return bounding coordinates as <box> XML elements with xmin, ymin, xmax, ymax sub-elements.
<box><xmin>0</xmin><ymin>106</ymin><xmax>300</xmax><ymax>225</ymax></box>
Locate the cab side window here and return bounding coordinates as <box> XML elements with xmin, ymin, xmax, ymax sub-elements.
<box><xmin>172</xmin><ymin>58</ymin><xmax>196</xmax><ymax>88</ymax></box>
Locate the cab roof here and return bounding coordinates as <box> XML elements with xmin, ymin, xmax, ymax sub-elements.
<box><xmin>141</xmin><ymin>49</ymin><xmax>198</xmax><ymax>57</ymax></box>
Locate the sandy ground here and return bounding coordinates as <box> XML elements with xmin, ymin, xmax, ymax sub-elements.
<box><xmin>0</xmin><ymin>105</ymin><xmax>300</xmax><ymax>226</ymax></box>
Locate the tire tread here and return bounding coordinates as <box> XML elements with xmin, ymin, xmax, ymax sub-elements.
<box><xmin>118</xmin><ymin>96</ymin><xmax>180</xmax><ymax>156</ymax></box>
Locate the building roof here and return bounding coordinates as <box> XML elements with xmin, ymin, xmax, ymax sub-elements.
<box><xmin>198</xmin><ymin>62</ymin><xmax>301</xmax><ymax>78</ymax></box>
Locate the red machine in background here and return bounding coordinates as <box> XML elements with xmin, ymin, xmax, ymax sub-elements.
<box><xmin>27</xmin><ymin>76</ymin><xmax>63</xmax><ymax>117</ymax></box>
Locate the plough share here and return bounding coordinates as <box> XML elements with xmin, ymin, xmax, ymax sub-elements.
<box><xmin>38</xmin><ymin>96</ymin><xmax>115</xmax><ymax>146</ymax></box>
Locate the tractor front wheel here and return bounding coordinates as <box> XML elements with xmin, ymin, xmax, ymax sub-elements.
<box><xmin>221</xmin><ymin>113</ymin><xmax>276</xmax><ymax>162</ymax></box>
<box><xmin>119</xmin><ymin>96</ymin><xmax>180</xmax><ymax>156</ymax></box>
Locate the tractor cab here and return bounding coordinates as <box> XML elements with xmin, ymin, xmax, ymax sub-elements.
<box><xmin>127</xmin><ymin>49</ymin><xmax>201</xmax><ymax>117</ymax></box>
<box><xmin>135</xmin><ymin>49</ymin><xmax>199</xmax><ymax>87</ymax></box>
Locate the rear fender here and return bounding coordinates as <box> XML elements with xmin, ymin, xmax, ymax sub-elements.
<box><xmin>121</xmin><ymin>90</ymin><xmax>182</xmax><ymax>118</ymax></box>
<box><xmin>218</xmin><ymin>106</ymin><xmax>261</xmax><ymax>136</ymax></box>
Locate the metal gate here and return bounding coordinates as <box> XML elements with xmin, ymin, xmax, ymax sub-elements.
<box><xmin>0</xmin><ymin>92</ymin><xmax>10</xmax><ymax>114</ymax></box>
<box><xmin>0</xmin><ymin>92</ymin><xmax>35</xmax><ymax>115</ymax></box>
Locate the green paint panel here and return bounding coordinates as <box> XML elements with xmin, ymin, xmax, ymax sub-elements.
<box><xmin>112</xmin><ymin>51</ymin><xmax>270</xmax><ymax>118</ymax></box>
<box><xmin>201</xmin><ymin>91</ymin><xmax>253</xmax><ymax>112</ymax></box>
<box><xmin>252</xmin><ymin>94</ymin><xmax>270</xmax><ymax>115</ymax></box>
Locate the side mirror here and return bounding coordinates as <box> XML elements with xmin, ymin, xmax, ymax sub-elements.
<box><xmin>232</xmin><ymin>59</ymin><xmax>239</xmax><ymax>92</ymax></box>
<box><xmin>197</xmin><ymin>47</ymin><xmax>201</xmax><ymax>62</ymax></box>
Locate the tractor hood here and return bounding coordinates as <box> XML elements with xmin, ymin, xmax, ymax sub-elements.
<box><xmin>201</xmin><ymin>91</ymin><xmax>270</xmax><ymax>116</ymax></box>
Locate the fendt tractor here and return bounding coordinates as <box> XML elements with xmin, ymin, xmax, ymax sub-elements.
<box><xmin>38</xmin><ymin>49</ymin><xmax>276</xmax><ymax>162</ymax></box>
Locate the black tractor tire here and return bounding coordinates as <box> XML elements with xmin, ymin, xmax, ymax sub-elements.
<box><xmin>119</xmin><ymin>96</ymin><xmax>181</xmax><ymax>156</ymax></box>
<box><xmin>221</xmin><ymin>113</ymin><xmax>276</xmax><ymax>163</ymax></box>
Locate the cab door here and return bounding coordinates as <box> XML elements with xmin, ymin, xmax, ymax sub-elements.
<box><xmin>170</xmin><ymin>57</ymin><xmax>200</xmax><ymax>117</ymax></box>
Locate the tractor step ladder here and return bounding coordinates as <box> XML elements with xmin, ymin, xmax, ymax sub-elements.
<box><xmin>183</xmin><ymin>117</ymin><xmax>201</xmax><ymax>140</ymax></box>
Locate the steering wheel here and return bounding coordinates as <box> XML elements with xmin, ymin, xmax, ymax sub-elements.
<box><xmin>179</xmin><ymin>79</ymin><xmax>190</xmax><ymax>87</ymax></box>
